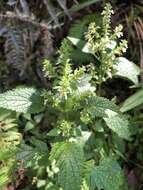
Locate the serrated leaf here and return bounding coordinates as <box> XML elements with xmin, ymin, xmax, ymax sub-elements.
<box><xmin>0</xmin><ymin>87</ymin><xmax>44</xmax><ymax>113</ymax></box>
<box><xmin>16</xmin><ymin>144</ymin><xmax>35</xmax><ymax>162</ymax></box>
<box><xmin>83</xmin><ymin>96</ymin><xmax>119</xmax><ymax>118</ymax></box>
<box><xmin>50</xmin><ymin>141</ymin><xmax>84</xmax><ymax>190</ymax></box>
<box><xmin>120</xmin><ymin>90</ymin><xmax>143</xmax><ymax>112</ymax></box>
<box><xmin>31</xmin><ymin>138</ymin><xmax>48</xmax><ymax>153</ymax></box>
<box><xmin>104</xmin><ymin>110</ymin><xmax>130</xmax><ymax>139</ymax></box>
<box><xmin>16</xmin><ymin>141</ymin><xmax>48</xmax><ymax>168</ymax></box>
<box><xmin>114</xmin><ymin>57</ymin><xmax>141</xmax><ymax>84</ymax></box>
<box><xmin>90</xmin><ymin>158</ymin><xmax>125</xmax><ymax>190</ymax></box>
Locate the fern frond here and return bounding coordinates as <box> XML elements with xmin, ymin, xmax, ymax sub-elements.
<box><xmin>4</xmin><ymin>27</ymin><xmax>26</xmax><ymax>75</ymax></box>
<box><xmin>0</xmin><ymin>109</ymin><xmax>20</xmax><ymax>160</ymax></box>
<box><xmin>37</xmin><ymin>26</ymin><xmax>54</xmax><ymax>64</ymax></box>
<box><xmin>41</xmin><ymin>26</ymin><xmax>54</xmax><ymax>59</ymax></box>
<box><xmin>0</xmin><ymin>108</ymin><xmax>21</xmax><ymax>189</ymax></box>
<box><xmin>0</xmin><ymin>166</ymin><xmax>10</xmax><ymax>189</ymax></box>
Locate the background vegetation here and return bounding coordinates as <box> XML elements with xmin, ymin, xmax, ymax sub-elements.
<box><xmin>0</xmin><ymin>0</ymin><xmax>143</xmax><ymax>190</ymax></box>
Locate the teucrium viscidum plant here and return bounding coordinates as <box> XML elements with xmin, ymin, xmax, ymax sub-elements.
<box><xmin>0</xmin><ymin>3</ymin><xmax>141</xmax><ymax>190</ymax></box>
<box><xmin>68</xmin><ymin>3</ymin><xmax>140</xmax><ymax>88</ymax></box>
<box><xmin>85</xmin><ymin>4</ymin><xmax>127</xmax><ymax>87</ymax></box>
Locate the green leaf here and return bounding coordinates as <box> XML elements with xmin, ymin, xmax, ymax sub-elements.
<box><xmin>16</xmin><ymin>143</ymin><xmax>36</xmax><ymax>163</ymax></box>
<box><xmin>25</xmin><ymin>121</ymin><xmax>35</xmax><ymax>132</ymax></box>
<box><xmin>47</xmin><ymin>128</ymin><xmax>61</xmax><ymax>137</ymax></box>
<box><xmin>16</xmin><ymin>140</ymin><xmax>48</xmax><ymax>168</ymax></box>
<box><xmin>50</xmin><ymin>141</ymin><xmax>84</xmax><ymax>190</ymax></box>
<box><xmin>114</xmin><ymin>57</ymin><xmax>141</xmax><ymax>84</ymax></box>
<box><xmin>104</xmin><ymin>110</ymin><xmax>130</xmax><ymax>140</ymax></box>
<box><xmin>0</xmin><ymin>87</ymin><xmax>44</xmax><ymax>113</ymax></box>
<box><xmin>31</xmin><ymin>138</ymin><xmax>48</xmax><ymax>153</ymax></box>
<box><xmin>82</xmin><ymin>96</ymin><xmax>119</xmax><ymax>119</ymax></box>
<box><xmin>90</xmin><ymin>158</ymin><xmax>125</xmax><ymax>190</ymax></box>
<box><xmin>120</xmin><ymin>90</ymin><xmax>143</xmax><ymax>112</ymax></box>
<box><xmin>81</xmin><ymin>97</ymin><xmax>130</xmax><ymax>139</ymax></box>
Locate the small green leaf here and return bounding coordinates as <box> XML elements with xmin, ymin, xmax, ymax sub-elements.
<box><xmin>114</xmin><ymin>57</ymin><xmax>141</xmax><ymax>84</ymax></box>
<box><xmin>120</xmin><ymin>90</ymin><xmax>143</xmax><ymax>112</ymax></box>
<box><xmin>50</xmin><ymin>141</ymin><xmax>84</xmax><ymax>190</ymax></box>
<box><xmin>104</xmin><ymin>110</ymin><xmax>130</xmax><ymax>139</ymax></box>
<box><xmin>90</xmin><ymin>158</ymin><xmax>125</xmax><ymax>190</ymax></box>
<box><xmin>0</xmin><ymin>87</ymin><xmax>44</xmax><ymax>113</ymax></box>
<box><xmin>16</xmin><ymin>140</ymin><xmax>48</xmax><ymax>168</ymax></box>
<box><xmin>47</xmin><ymin>128</ymin><xmax>61</xmax><ymax>137</ymax></box>
<box><xmin>25</xmin><ymin>121</ymin><xmax>35</xmax><ymax>132</ymax></box>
